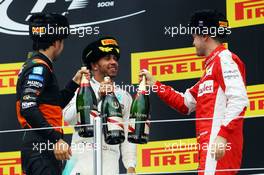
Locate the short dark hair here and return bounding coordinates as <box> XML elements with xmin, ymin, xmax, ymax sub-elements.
<box><xmin>29</xmin><ymin>13</ymin><xmax>69</xmax><ymax>51</ymax></box>
<box><xmin>32</xmin><ymin>39</ymin><xmax>62</xmax><ymax>51</ymax></box>
<box><xmin>189</xmin><ymin>9</ymin><xmax>229</xmax><ymax>42</ymax></box>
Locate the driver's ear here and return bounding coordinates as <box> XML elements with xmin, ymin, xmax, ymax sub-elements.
<box><xmin>203</xmin><ymin>35</ymin><xmax>210</xmax><ymax>41</ymax></box>
<box><xmin>51</xmin><ymin>41</ymin><xmax>56</xmax><ymax>47</ymax></box>
<box><xmin>91</xmin><ymin>63</ymin><xmax>98</xmax><ymax>71</ymax></box>
<box><xmin>52</xmin><ymin>40</ymin><xmax>60</xmax><ymax>48</ymax></box>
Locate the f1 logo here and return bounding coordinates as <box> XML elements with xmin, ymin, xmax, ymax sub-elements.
<box><xmin>25</xmin><ymin>0</ymin><xmax>89</xmax><ymax>21</ymax></box>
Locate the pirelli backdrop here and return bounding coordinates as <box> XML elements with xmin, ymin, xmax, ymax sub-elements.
<box><xmin>0</xmin><ymin>0</ymin><xmax>264</xmax><ymax>174</ymax></box>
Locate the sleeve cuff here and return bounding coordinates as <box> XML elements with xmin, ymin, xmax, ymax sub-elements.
<box><xmin>125</xmin><ymin>161</ymin><xmax>137</xmax><ymax>169</ymax></box>
<box><xmin>50</xmin><ymin>130</ymin><xmax>63</xmax><ymax>143</ymax></box>
<box><xmin>65</xmin><ymin>80</ymin><xmax>79</xmax><ymax>93</ymax></box>
<box><xmin>217</xmin><ymin>125</ymin><xmax>229</xmax><ymax>140</ymax></box>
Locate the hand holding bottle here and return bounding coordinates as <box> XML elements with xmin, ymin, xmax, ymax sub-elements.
<box><xmin>54</xmin><ymin>139</ymin><xmax>72</xmax><ymax>160</ymax></box>
<box><xmin>72</xmin><ymin>67</ymin><xmax>90</xmax><ymax>85</ymax></box>
<box><xmin>139</xmin><ymin>69</ymin><xmax>156</xmax><ymax>87</ymax></box>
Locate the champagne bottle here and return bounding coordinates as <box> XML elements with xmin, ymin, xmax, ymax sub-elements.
<box><xmin>128</xmin><ymin>75</ymin><xmax>150</xmax><ymax>144</ymax></box>
<box><xmin>101</xmin><ymin>76</ymin><xmax>125</xmax><ymax>145</ymax></box>
<box><xmin>76</xmin><ymin>67</ymin><xmax>98</xmax><ymax>137</ymax></box>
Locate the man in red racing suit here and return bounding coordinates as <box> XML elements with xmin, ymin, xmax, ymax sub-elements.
<box><xmin>141</xmin><ymin>10</ymin><xmax>248</xmax><ymax>175</ymax></box>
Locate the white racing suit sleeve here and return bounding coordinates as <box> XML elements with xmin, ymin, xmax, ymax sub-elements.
<box><xmin>217</xmin><ymin>51</ymin><xmax>249</xmax><ymax>139</ymax></box>
<box><xmin>120</xmin><ymin>92</ymin><xmax>137</xmax><ymax>169</ymax></box>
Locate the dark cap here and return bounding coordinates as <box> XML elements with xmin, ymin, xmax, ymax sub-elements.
<box><xmin>82</xmin><ymin>37</ymin><xmax>120</xmax><ymax>69</ymax></box>
<box><xmin>189</xmin><ymin>9</ymin><xmax>229</xmax><ymax>38</ymax></box>
<box><xmin>29</xmin><ymin>13</ymin><xmax>70</xmax><ymax>42</ymax></box>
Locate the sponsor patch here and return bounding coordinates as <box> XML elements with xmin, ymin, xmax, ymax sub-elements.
<box><xmin>219</xmin><ymin>21</ymin><xmax>228</xmax><ymax>27</ymax></box>
<box><xmin>99</xmin><ymin>46</ymin><xmax>113</xmax><ymax>52</ymax></box>
<box><xmin>112</xmin><ymin>100</ymin><xmax>120</xmax><ymax>109</ymax></box>
<box><xmin>21</xmin><ymin>102</ymin><xmax>37</xmax><ymax>109</ymax></box>
<box><xmin>26</xmin><ymin>80</ymin><xmax>43</xmax><ymax>88</ymax></box>
<box><xmin>198</xmin><ymin>80</ymin><xmax>214</xmax><ymax>97</ymax></box>
<box><xmin>24</xmin><ymin>88</ymin><xmax>40</xmax><ymax>94</ymax></box>
<box><xmin>223</xmin><ymin>69</ymin><xmax>240</xmax><ymax>80</ymax></box>
<box><xmin>32</xmin><ymin>66</ymin><xmax>43</xmax><ymax>75</ymax></box>
<box><xmin>101</xmin><ymin>39</ymin><xmax>118</xmax><ymax>46</ymax></box>
<box><xmin>22</xmin><ymin>95</ymin><xmax>37</xmax><ymax>101</ymax></box>
<box><xmin>28</xmin><ymin>74</ymin><xmax>44</xmax><ymax>82</ymax></box>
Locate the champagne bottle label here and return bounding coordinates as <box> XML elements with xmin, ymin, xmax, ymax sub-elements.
<box><xmin>107</xmin><ymin>116</ymin><xmax>124</xmax><ymax>131</ymax></box>
<box><xmin>129</xmin><ymin>113</ymin><xmax>150</xmax><ymax>135</ymax></box>
<box><xmin>77</xmin><ymin>112</ymin><xmax>81</xmax><ymax>125</ymax></box>
<box><xmin>89</xmin><ymin>109</ymin><xmax>99</xmax><ymax>125</ymax></box>
<box><xmin>128</xmin><ymin>118</ymin><xmax>136</xmax><ymax>133</ymax></box>
<box><xmin>106</xmin><ymin>99</ymin><xmax>124</xmax><ymax>131</ymax></box>
<box><xmin>76</xmin><ymin>108</ymin><xmax>98</xmax><ymax>130</ymax></box>
<box><xmin>77</xmin><ymin>105</ymin><xmax>90</xmax><ymax>110</ymax></box>
<box><xmin>144</xmin><ymin>120</ymin><xmax>150</xmax><ymax>135</ymax></box>
<box><xmin>90</xmin><ymin>109</ymin><xmax>99</xmax><ymax>119</ymax></box>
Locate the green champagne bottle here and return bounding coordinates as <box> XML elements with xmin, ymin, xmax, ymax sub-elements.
<box><xmin>76</xmin><ymin>67</ymin><xmax>98</xmax><ymax>137</ymax></box>
<box><xmin>101</xmin><ymin>77</ymin><xmax>125</xmax><ymax>145</ymax></box>
<box><xmin>128</xmin><ymin>75</ymin><xmax>150</xmax><ymax>144</ymax></box>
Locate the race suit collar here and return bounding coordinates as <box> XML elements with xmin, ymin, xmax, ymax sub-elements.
<box><xmin>33</xmin><ymin>52</ymin><xmax>53</xmax><ymax>70</ymax></box>
<box><xmin>90</xmin><ymin>76</ymin><xmax>118</xmax><ymax>93</ymax></box>
<box><xmin>91</xmin><ymin>77</ymin><xmax>100</xmax><ymax>86</ymax></box>
<box><xmin>205</xmin><ymin>44</ymin><xmax>226</xmax><ymax>67</ymax></box>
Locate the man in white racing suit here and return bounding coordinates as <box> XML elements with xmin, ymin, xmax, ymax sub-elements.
<box><xmin>62</xmin><ymin>37</ymin><xmax>136</xmax><ymax>175</ymax></box>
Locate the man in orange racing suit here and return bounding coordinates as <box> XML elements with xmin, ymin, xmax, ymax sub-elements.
<box><xmin>16</xmin><ymin>13</ymin><xmax>87</xmax><ymax>175</ymax></box>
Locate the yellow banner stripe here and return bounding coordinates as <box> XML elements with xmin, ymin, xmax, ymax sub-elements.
<box><xmin>0</xmin><ymin>62</ymin><xmax>23</xmax><ymax>95</ymax></box>
<box><xmin>227</xmin><ymin>0</ymin><xmax>264</xmax><ymax>28</ymax></box>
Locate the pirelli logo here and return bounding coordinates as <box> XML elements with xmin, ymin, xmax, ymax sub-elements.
<box><xmin>245</xmin><ymin>84</ymin><xmax>264</xmax><ymax>117</ymax></box>
<box><xmin>227</xmin><ymin>0</ymin><xmax>264</xmax><ymax>28</ymax></box>
<box><xmin>101</xmin><ymin>39</ymin><xmax>118</xmax><ymax>46</ymax></box>
<box><xmin>0</xmin><ymin>63</ymin><xmax>23</xmax><ymax>95</ymax></box>
<box><xmin>131</xmin><ymin>47</ymin><xmax>205</xmax><ymax>84</ymax></box>
<box><xmin>0</xmin><ymin>151</ymin><xmax>22</xmax><ymax>175</ymax></box>
<box><xmin>136</xmin><ymin>138</ymin><xmax>198</xmax><ymax>173</ymax></box>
